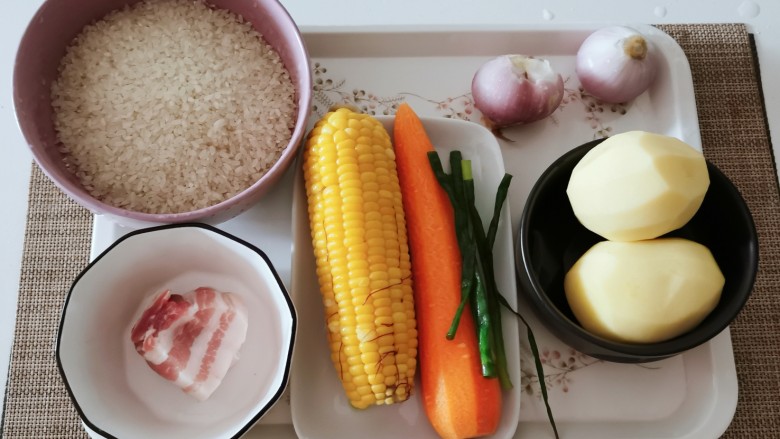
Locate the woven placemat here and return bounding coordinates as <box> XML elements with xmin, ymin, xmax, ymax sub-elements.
<box><xmin>656</xmin><ymin>23</ymin><xmax>780</xmax><ymax>438</ymax></box>
<box><xmin>2</xmin><ymin>23</ymin><xmax>778</xmax><ymax>439</ymax></box>
<box><xmin>1</xmin><ymin>162</ymin><xmax>93</xmax><ymax>438</ymax></box>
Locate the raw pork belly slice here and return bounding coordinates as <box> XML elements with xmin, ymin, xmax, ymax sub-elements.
<box><xmin>130</xmin><ymin>287</ymin><xmax>249</xmax><ymax>401</ymax></box>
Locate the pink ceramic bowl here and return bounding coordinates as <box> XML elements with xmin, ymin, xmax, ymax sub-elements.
<box><xmin>14</xmin><ymin>0</ymin><xmax>312</xmax><ymax>228</ymax></box>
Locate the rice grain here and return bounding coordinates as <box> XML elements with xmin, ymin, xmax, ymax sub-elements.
<box><xmin>51</xmin><ymin>0</ymin><xmax>296</xmax><ymax>214</ymax></box>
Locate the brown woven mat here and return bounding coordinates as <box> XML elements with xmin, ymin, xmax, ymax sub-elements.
<box><xmin>656</xmin><ymin>23</ymin><xmax>780</xmax><ymax>438</ymax></box>
<box><xmin>2</xmin><ymin>23</ymin><xmax>778</xmax><ymax>439</ymax></box>
<box><xmin>1</xmin><ymin>162</ymin><xmax>93</xmax><ymax>438</ymax></box>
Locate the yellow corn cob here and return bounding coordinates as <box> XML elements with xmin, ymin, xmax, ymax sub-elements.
<box><xmin>302</xmin><ymin>107</ymin><xmax>418</xmax><ymax>409</ymax></box>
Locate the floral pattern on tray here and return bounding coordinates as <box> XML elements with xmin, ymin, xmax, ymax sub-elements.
<box><xmin>312</xmin><ymin>62</ymin><xmax>628</xmax><ymax>142</ymax></box>
<box><xmin>521</xmin><ymin>347</ymin><xmax>602</xmax><ymax>396</ymax></box>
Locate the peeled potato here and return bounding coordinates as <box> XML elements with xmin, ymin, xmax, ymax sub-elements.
<box><xmin>567</xmin><ymin>131</ymin><xmax>709</xmax><ymax>242</ymax></box>
<box><xmin>564</xmin><ymin>238</ymin><xmax>724</xmax><ymax>344</ymax></box>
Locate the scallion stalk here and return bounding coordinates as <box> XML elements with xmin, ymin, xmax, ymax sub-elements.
<box><xmin>428</xmin><ymin>150</ymin><xmax>559</xmax><ymax>439</ymax></box>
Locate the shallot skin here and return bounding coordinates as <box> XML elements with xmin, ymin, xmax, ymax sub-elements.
<box><xmin>471</xmin><ymin>55</ymin><xmax>564</xmax><ymax>127</ymax></box>
<box><xmin>575</xmin><ymin>26</ymin><xmax>659</xmax><ymax>104</ymax></box>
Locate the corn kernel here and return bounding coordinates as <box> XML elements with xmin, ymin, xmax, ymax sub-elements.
<box><xmin>303</xmin><ymin>108</ymin><xmax>418</xmax><ymax>409</ymax></box>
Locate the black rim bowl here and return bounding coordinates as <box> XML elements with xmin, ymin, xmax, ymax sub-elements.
<box><xmin>516</xmin><ymin>139</ymin><xmax>758</xmax><ymax>363</ymax></box>
<box><xmin>55</xmin><ymin>223</ymin><xmax>297</xmax><ymax>439</ymax></box>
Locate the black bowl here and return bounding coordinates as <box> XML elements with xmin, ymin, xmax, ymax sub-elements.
<box><xmin>515</xmin><ymin>138</ymin><xmax>758</xmax><ymax>363</ymax></box>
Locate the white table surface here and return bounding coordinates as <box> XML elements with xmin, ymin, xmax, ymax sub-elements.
<box><xmin>1</xmin><ymin>0</ymin><xmax>777</xmax><ymax>421</ymax></box>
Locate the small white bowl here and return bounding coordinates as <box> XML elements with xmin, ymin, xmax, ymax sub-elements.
<box><xmin>56</xmin><ymin>223</ymin><xmax>296</xmax><ymax>439</ymax></box>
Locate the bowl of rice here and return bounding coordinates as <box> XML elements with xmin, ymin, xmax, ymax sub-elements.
<box><xmin>14</xmin><ymin>0</ymin><xmax>312</xmax><ymax>227</ymax></box>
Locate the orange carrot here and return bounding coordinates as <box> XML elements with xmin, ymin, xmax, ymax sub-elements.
<box><xmin>394</xmin><ymin>103</ymin><xmax>502</xmax><ymax>439</ymax></box>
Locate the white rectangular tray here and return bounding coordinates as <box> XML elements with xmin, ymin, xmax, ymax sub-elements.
<box><xmin>290</xmin><ymin>116</ymin><xmax>522</xmax><ymax>439</ymax></box>
<box><xmin>91</xmin><ymin>25</ymin><xmax>737</xmax><ymax>439</ymax></box>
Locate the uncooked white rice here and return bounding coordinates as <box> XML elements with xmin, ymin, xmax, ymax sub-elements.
<box><xmin>51</xmin><ymin>0</ymin><xmax>296</xmax><ymax>214</ymax></box>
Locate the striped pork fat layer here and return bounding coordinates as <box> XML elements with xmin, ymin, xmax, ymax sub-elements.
<box><xmin>130</xmin><ymin>287</ymin><xmax>249</xmax><ymax>401</ymax></box>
